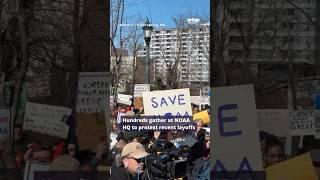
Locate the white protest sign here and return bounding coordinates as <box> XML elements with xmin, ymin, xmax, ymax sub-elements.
<box><xmin>23</xmin><ymin>102</ymin><xmax>71</xmax><ymax>139</ymax></box>
<box><xmin>257</xmin><ymin>109</ymin><xmax>289</xmax><ymax>137</ymax></box>
<box><xmin>211</xmin><ymin>85</ymin><xmax>263</xmax><ymax>171</ymax></box>
<box><xmin>143</xmin><ymin>88</ymin><xmax>192</xmax><ymax>116</ymax></box>
<box><xmin>289</xmin><ymin>110</ymin><xmax>314</xmax><ymax>136</ymax></box>
<box><xmin>134</xmin><ymin>84</ymin><xmax>150</xmax><ymax>97</ymax></box>
<box><xmin>117</xmin><ymin>94</ymin><xmax>132</xmax><ymax>105</ymax></box>
<box><xmin>23</xmin><ymin>161</ymin><xmax>49</xmax><ymax>180</ymax></box>
<box><xmin>257</xmin><ymin>109</ymin><xmax>292</xmax><ymax>155</ymax></box>
<box><xmin>77</xmin><ymin>72</ymin><xmax>111</xmax><ymax>113</ymax></box>
<box><xmin>0</xmin><ymin>108</ymin><xmax>11</xmax><ymax>142</ymax></box>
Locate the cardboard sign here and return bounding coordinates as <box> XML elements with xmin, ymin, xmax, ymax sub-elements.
<box><xmin>23</xmin><ymin>103</ymin><xmax>71</xmax><ymax>139</ymax></box>
<box><xmin>77</xmin><ymin>113</ymin><xmax>106</xmax><ymax>151</ymax></box>
<box><xmin>134</xmin><ymin>97</ymin><xmax>143</xmax><ymax>109</ymax></box>
<box><xmin>257</xmin><ymin>109</ymin><xmax>289</xmax><ymax>137</ymax></box>
<box><xmin>77</xmin><ymin>72</ymin><xmax>111</xmax><ymax>113</ymax></box>
<box><xmin>0</xmin><ymin>108</ymin><xmax>11</xmax><ymax>142</ymax></box>
<box><xmin>193</xmin><ymin>110</ymin><xmax>210</xmax><ymax>124</ymax></box>
<box><xmin>134</xmin><ymin>84</ymin><xmax>150</xmax><ymax>97</ymax></box>
<box><xmin>142</xmin><ymin>88</ymin><xmax>192</xmax><ymax>117</ymax></box>
<box><xmin>289</xmin><ymin>110</ymin><xmax>314</xmax><ymax>136</ymax></box>
<box><xmin>266</xmin><ymin>152</ymin><xmax>317</xmax><ymax>180</ymax></box>
<box><xmin>23</xmin><ymin>161</ymin><xmax>49</xmax><ymax>180</ymax></box>
<box><xmin>211</xmin><ymin>85</ymin><xmax>263</xmax><ymax>171</ymax></box>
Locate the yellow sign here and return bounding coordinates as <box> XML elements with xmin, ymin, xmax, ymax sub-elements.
<box><xmin>266</xmin><ymin>152</ymin><xmax>317</xmax><ymax>180</ymax></box>
<box><xmin>193</xmin><ymin>110</ymin><xmax>210</xmax><ymax>124</ymax></box>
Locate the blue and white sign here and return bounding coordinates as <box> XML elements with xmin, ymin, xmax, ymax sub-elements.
<box><xmin>142</xmin><ymin>88</ymin><xmax>192</xmax><ymax>117</ymax></box>
<box><xmin>211</xmin><ymin>85</ymin><xmax>263</xmax><ymax>171</ymax></box>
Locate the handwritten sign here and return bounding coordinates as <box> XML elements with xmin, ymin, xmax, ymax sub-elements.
<box><xmin>117</xmin><ymin>94</ymin><xmax>132</xmax><ymax>105</ymax></box>
<box><xmin>257</xmin><ymin>109</ymin><xmax>289</xmax><ymax>137</ymax></box>
<box><xmin>23</xmin><ymin>161</ymin><xmax>49</xmax><ymax>180</ymax></box>
<box><xmin>0</xmin><ymin>108</ymin><xmax>11</xmax><ymax>142</ymax></box>
<box><xmin>77</xmin><ymin>72</ymin><xmax>111</xmax><ymax>113</ymax></box>
<box><xmin>289</xmin><ymin>110</ymin><xmax>315</xmax><ymax>136</ymax></box>
<box><xmin>134</xmin><ymin>84</ymin><xmax>150</xmax><ymax>97</ymax></box>
<box><xmin>211</xmin><ymin>85</ymin><xmax>263</xmax><ymax>171</ymax></box>
<box><xmin>142</xmin><ymin>88</ymin><xmax>192</xmax><ymax>117</ymax></box>
<box><xmin>23</xmin><ymin>102</ymin><xmax>71</xmax><ymax>139</ymax></box>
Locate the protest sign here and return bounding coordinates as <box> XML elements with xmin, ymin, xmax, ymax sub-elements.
<box><xmin>117</xmin><ymin>94</ymin><xmax>132</xmax><ymax>105</ymax></box>
<box><xmin>266</xmin><ymin>152</ymin><xmax>317</xmax><ymax>180</ymax></box>
<box><xmin>211</xmin><ymin>85</ymin><xmax>263</xmax><ymax>171</ymax></box>
<box><xmin>134</xmin><ymin>84</ymin><xmax>150</xmax><ymax>97</ymax></box>
<box><xmin>77</xmin><ymin>113</ymin><xmax>106</xmax><ymax>151</ymax></box>
<box><xmin>257</xmin><ymin>109</ymin><xmax>291</xmax><ymax>155</ymax></box>
<box><xmin>23</xmin><ymin>102</ymin><xmax>71</xmax><ymax>139</ymax></box>
<box><xmin>0</xmin><ymin>108</ymin><xmax>11</xmax><ymax>142</ymax></box>
<box><xmin>143</xmin><ymin>88</ymin><xmax>192</xmax><ymax>117</ymax></box>
<box><xmin>289</xmin><ymin>110</ymin><xmax>315</xmax><ymax>136</ymax></box>
<box><xmin>257</xmin><ymin>109</ymin><xmax>289</xmax><ymax>137</ymax></box>
<box><xmin>190</xmin><ymin>96</ymin><xmax>201</xmax><ymax>105</ymax></box>
<box><xmin>77</xmin><ymin>72</ymin><xmax>111</xmax><ymax>113</ymax></box>
<box><xmin>23</xmin><ymin>161</ymin><xmax>49</xmax><ymax>180</ymax></box>
<box><xmin>134</xmin><ymin>97</ymin><xmax>143</xmax><ymax>109</ymax></box>
<box><xmin>193</xmin><ymin>110</ymin><xmax>209</xmax><ymax>124</ymax></box>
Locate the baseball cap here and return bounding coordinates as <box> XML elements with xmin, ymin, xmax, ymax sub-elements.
<box><xmin>121</xmin><ymin>142</ymin><xmax>149</xmax><ymax>159</ymax></box>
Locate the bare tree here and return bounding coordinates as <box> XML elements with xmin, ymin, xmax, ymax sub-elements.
<box><xmin>152</xmin><ymin>14</ymin><xmax>210</xmax><ymax>90</ymax></box>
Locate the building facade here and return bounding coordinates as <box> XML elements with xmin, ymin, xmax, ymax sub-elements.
<box><xmin>223</xmin><ymin>0</ymin><xmax>318</xmax><ymax>109</ymax></box>
<box><xmin>226</xmin><ymin>0</ymin><xmax>316</xmax><ymax>66</ymax></box>
<box><xmin>138</xmin><ymin>22</ymin><xmax>210</xmax><ymax>87</ymax></box>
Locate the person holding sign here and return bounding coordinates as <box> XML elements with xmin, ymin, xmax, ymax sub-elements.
<box><xmin>263</xmin><ymin>136</ymin><xmax>286</xmax><ymax>168</ymax></box>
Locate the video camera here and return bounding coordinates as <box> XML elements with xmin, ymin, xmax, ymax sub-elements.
<box><xmin>145</xmin><ymin>139</ymin><xmax>189</xmax><ymax>179</ymax></box>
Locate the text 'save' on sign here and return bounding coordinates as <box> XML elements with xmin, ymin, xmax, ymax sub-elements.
<box><xmin>142</xmin><ymin>88</ymin><xmax>192</xmax><ymax>117</ymax></box>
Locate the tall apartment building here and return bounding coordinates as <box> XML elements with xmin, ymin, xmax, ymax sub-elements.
<box><xmin>224</xmin><ymin>0</ymin><xmax>319</xmax><ymax>109</ymax></box>
<box><xmin>226</xmin><ymin>0</ymin><xmax>317</xmax><ymax>68</ymax></box>
<box><xmin>138</xmin><ymin>22</ymin><xmax>210</xmax><ymax>87</ymax></box>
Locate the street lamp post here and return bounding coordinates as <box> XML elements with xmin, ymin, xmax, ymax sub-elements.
<box><xmin>142</xmin><ymin>19</ymin><xmax>153</xmax><ymax>84</ymax></box>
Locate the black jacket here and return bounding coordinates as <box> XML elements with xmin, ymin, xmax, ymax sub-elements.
<box><xmin>110</xmin><ymin>164</ymin><xmax>132</xmax><ymax>180</ymax></box>
<box><xmin>110</xmin><ymin>164</ymin><xmax>150</xmax><ymax>180</ymax></box>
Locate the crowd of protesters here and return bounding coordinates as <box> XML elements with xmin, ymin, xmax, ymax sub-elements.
<box><xmin>0</xmin><ymin>127</ymin><xmax>107</xmax><ymax>179</ymax></box>
<box><xmin>110</xmin><ymin>105</ymin><xmax>211</xmax><ymax>180</ymax></box>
